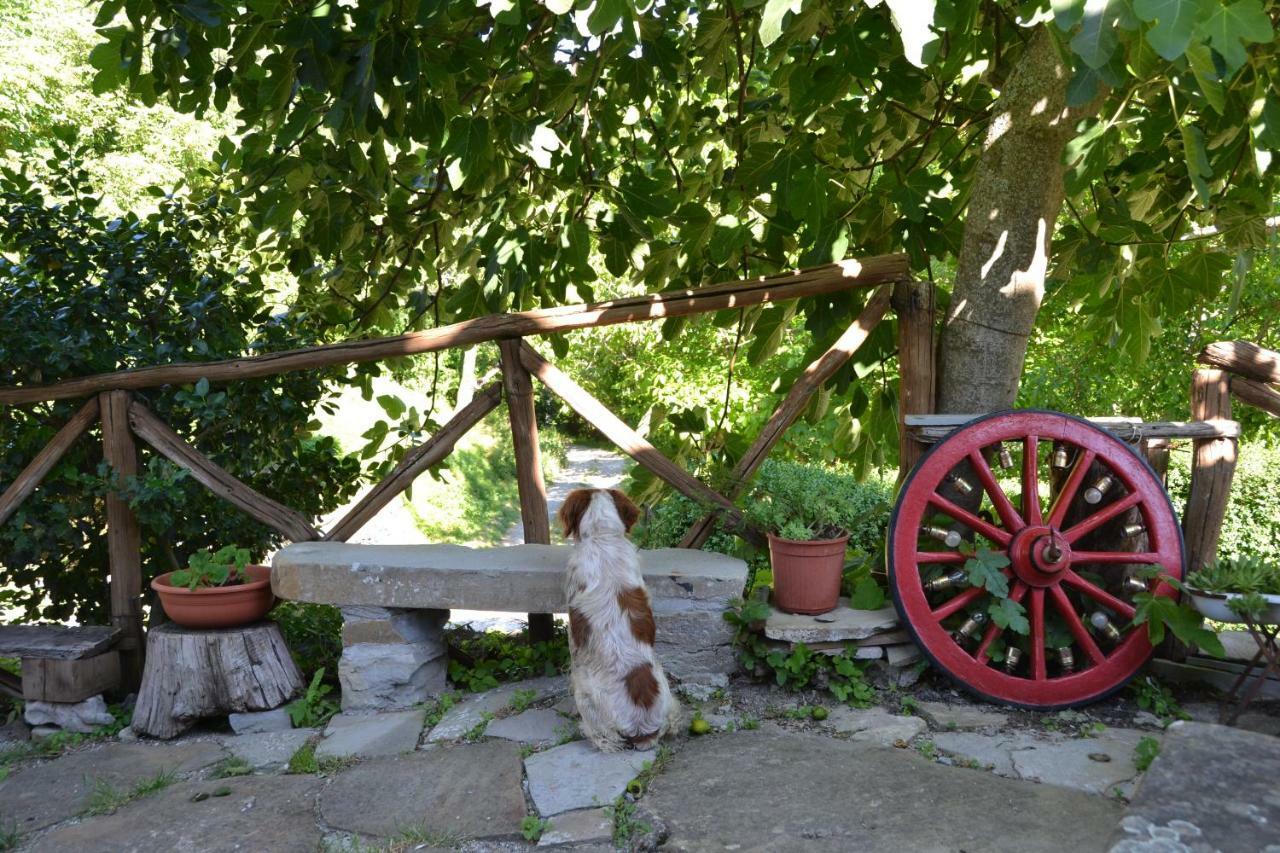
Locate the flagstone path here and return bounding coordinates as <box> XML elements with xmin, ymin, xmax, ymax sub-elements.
<box><xmin>3</xmin><ymin>675</ymin><xmax>1277</xmax><ymax>852</ymax></box>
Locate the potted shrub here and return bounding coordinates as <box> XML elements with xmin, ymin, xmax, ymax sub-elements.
<box><xmin>744</xmin><ymin>463</ymin><xmax>883</xmax><ymax>615</ymax></box>
<box><xmin>1185</xmin><ymin>555</ymin><xmax>1280</xmax><ymax>625</ymax></box>
<box><xmin>152</xmin><ymin>546</ymin><xmax>275</xmax><ymax>629</ymax></box>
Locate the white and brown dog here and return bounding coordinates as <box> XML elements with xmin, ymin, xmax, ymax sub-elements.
<box><xmin>559</xmin><ymin>488</ymin><xmax>678</xmax><ymax>752</ymax></box>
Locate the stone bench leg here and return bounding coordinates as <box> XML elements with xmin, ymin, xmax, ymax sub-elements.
<box><xmin>338</xmin><ymin>607</ymin><xmax>448</xmax><ymax>712</ymax></box>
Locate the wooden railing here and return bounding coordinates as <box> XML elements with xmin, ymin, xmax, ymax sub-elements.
<box><xmin>0</xmin><ymin>253</ymin><xmax>924</xmax><ymax>687</ymax></box>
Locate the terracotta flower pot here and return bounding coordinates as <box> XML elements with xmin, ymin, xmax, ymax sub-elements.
<box><xmin>151</xmin><ymin>564</ymin><xmax>275</xmax><ymax>629</ymax></box>
<box><xmin>768</xmin><ymin>532</ymin><xmax>849</xmax><ymax>615</ymax></box>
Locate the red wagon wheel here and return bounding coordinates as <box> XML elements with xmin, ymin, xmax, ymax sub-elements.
<box><xmin>888</xmin><ymin>410</ymin><xmax>1184</xmax><ymax>709</ymax></box>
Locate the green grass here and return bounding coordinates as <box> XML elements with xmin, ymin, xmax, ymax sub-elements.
<box><xmin>211</xmin><ymin>756</ymin><xmax>253</xmax><ymax>778</ymax></box>
<box><xmin>83</xmin><ymin>770</ymin><xmax>176</xmax><ymax>816</ymax></box>
<box><xmin>285</xmin><ymin>741</ymin><xmax>354</xmax><ymax>776</ymax></box>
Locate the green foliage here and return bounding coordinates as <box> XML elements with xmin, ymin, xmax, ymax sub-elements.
<box><xmin>84</xmin><ymin>770</ymin><xmax>175</xmax><ymax>816</ymax></box>
<box><xmin>1134</xmin><ymin>736</ymin><xmax>1162</xmax><ymax>772</ymax></box>
<box><xmin>1129</xmin><ymin>675</ymin><xmax>1188</xmax><ymax>722</ymax></box>
<box><xmin>270</xmin><ymin>603</ymin><xmax>343</xmax><ymax>688</ymax></box>
<box><xmin>521</xmin><ymin>816</ymin><xmax>552</xmax><ymax>843</ymax></box>
<box><xmin>423</xmin><ymin>692</ymin><xmax>461</xmax><ymax>729</ymax></box>
<box><xmin>964</xmin><ymin>546</ymin><xmax>1012</xmax><ymax>598</ymax></box>
<box><xmin>1188</xmin><ymin>554</ymin><xmax>1280</xmax><ymax>594</ymax></box>
<box><xmin>849</xmin><ymin>575</ymin><xmax>887</xmax><ymax>610</ymax></box>
<box><xmin>1131</xmin><ymin>571</ymin><xmax>1227</xmax><ymax>657</ymax></box>
<box><xmin>211</xmin><ymin>757</ymin><xmax>253</xmax><ymax>779</ymax></box>
<box><xmin>169</xmin><ymin>546</ymin><xmax>251</xmax><ymax>590</ymax></box>
<box><xmin>743</xmin><ymin>460</ymin><xmax>892</xmax><ymax>541</ymax></box>
<box><xmin>606</xmin><ymin>797</ymin><xmax>652</xmax><ymax>849</ymax></box>
<box><xmin>286</xmin><ymin>668</ymin><xmax>340</xmax><ymax>729</ymax></box>
<box><xmin>508</xmin><ymin>689</ymin><xmax>538</xmax><ymax>714</ymax></box>
<box><xmin>445</xmin><ymin>625</ymin><xmax>570</xmax><ymax>692</ymax></box>
<box><xmin>0</xmin><ymin>145</ymin><xmax>359</xmax><ymax>623</ymax></box>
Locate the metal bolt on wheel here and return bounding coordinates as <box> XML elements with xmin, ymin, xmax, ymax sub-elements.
<box><xmin>888</xmin><ymin>410</ymin><xmax>1185</xmax><ymax>709</ymax></box>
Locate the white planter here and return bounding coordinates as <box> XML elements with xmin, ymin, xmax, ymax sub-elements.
<box><xmin>1186</xmin><ymin>587</ymin><xmax>1280</xmax><ymax>625</ymax></box>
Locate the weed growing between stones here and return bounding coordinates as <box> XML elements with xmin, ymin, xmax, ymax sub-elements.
<box><xmin>212</xmin><ymin>756</ymin><xmax>254</xmax><ymax>778</ymax></box>
<box><xmin>521</xmin><ymin>815</ymin><xmax>552</xmax><ymax>842</ymax></box>
<box><xmin>445</xmin><ymin>624</ymin><xmax>569</xmax><ymax>692</ymax></box>
<box><xmin>286</xmin><ymin>742</ymin><xmax>354</xmax><ymax>776</ymax></box>
<box><xmin>378</xmin><ymin>825</ymin><xmax>464</xmax><ymax>852</ymax></box>
<box><xmin>463</xmin><ymin>713</ymin><xmax>493</xmax><ymax>743</ymax></box>
<box><xmin>286</xmin><ymin>668</ymin><xmax>340</xmax><ymax>728</ymax></box>
<box><xmin>83</xmin><ymin>769</ymin><xmax>176</xmax><ymax>816</ymax></box>
<box><xmin>606</xmin><ymin>797</ymin><xmax>651</xmax><ymax>848</ymax></box>
<box><xmin>421</xmin><ymin>692</ymin><xmax>460</xmax><ymax>729</ymax></box>
<box><xmin>0</xmin><ymin>819</ymin><xmax>16</xmax><ymax>852</ymax></box>
<box><xmin>626</xmin><ymin>744</ymin><xmax>673</xmax><ymax>798</ymax></box>
<box><xmin>1134</xmin><ymin>736</ymin><xmax>1161</xmax><ymax>772</ymax></box>
<box><xmin>1129</xmin><ymin>676</ymin><xmax>1188</xmax><ymax>724</ymax></box>
<box><xmin>508</xmin><ymin>688</ymin><xmax>538</xmax><ymax>713</ymax></box>
<box><xmin>0</xmin><ymin>702</ymin><xmax>133</xmax><ymax>769</ymax></box>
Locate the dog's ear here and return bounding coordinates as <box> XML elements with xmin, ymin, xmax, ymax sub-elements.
<box><xmin>560</xmin><ymin>489</ymin><xmax>594</xmax><ymax>539</ymax></box>
<box><xmin>608</xmin><ymin>489</ymin><xmax>642</xmax><ymax>533</ymax></box>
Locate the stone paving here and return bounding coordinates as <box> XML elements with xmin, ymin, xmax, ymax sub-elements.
<box><xmin>0</xmin><ymin>674</ymin><xmax>1277</xmax><ymax>851</ymax></box>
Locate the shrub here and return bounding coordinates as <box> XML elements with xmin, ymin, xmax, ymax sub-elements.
<box><xmin>743</xmin><ymin>460</ymin><xmax>892</xmax><ymax>544</ymax></box>
<box><xmin>1166</xmin><ymin>441</ymin><xmax>1280</xmax><ymax>562</ymax></box>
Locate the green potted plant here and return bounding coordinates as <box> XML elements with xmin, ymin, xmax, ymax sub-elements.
<box><xmin>151</xmin><ymin>546</ymin><xmax>275</xmax><ymax>629</ymax></box>
<box><xmin>744</xmin><ymin>464</ymin><xmax>879</xmax><ymax>615</ymax></box>
<box><xmin>1185</xmin><ymin>555</ymin><xmax>1280</xmax><ymax>625</ymax></box>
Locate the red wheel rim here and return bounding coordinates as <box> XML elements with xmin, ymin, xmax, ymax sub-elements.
<box><xmin>888</xmin><ymin>410</ymin><xmax>1184</xmax><ymax>709</ymax></box>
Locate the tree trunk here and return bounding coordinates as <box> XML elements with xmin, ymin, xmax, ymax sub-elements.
<box><xmin>938</xmin><ymin>29</ymin><xmax>1095</xmax><ymax>413</ymax></box>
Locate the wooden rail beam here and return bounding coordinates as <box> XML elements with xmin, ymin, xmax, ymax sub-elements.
<box><xmin>1230</xmin><ymin>376</ymin><xmax>1280</xmax><ymax>418</ymax></box>
<box><xmin>906</xmin><ymin>415</ymin><xmax>1241</xmax><ymax>443</ymax></box>
<box><xmin>1199</xmin><ymin>340</ymin><xmax>1280</xmax><ymax>385</ymax></box>
<box><xmin>100</xmin><ymin>390</ymin><xmax>145</xmax><ymax>689</ymax></box>
<box><xmin>0</xmin><ymin>398</ymin><xmax>98</xmax><ymax>527</ymax></box>
<box><xmin>128</xmin><ymin>401</ymin><xmax>322</xmax><ymax>542</ymax></box>
<box><xmin>0</xmin><ymin>254</ymin><xmax>911</xmax><ymax>406</ymax></box>
<box><xmin>325</xmin><ymin>382</ymin><xmax>503</xmax><ymax>542</ymax></box>
<box><xmin>516</xmin><ymin>341</ymin><xmax>762</xmax><ymax>547</ymax></box>
<box><xmin>680</xmin><ymin>286</ymin><xmax>893</xmax><ymax>549</ymax></box>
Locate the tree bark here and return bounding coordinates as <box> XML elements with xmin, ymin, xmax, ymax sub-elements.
<box><xmin>938</xmin><ymin>30</ymin><xmax>1096</xmax><ymax>413</ymax></box>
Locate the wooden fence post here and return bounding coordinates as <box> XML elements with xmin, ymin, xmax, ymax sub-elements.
<box><xmin>99</xmin><ymin>390</ymin><xmax>145</xmax><ymax>689</ymax></box>
<box><xmin>498</xmin><ymin>339</ymin><xmax>555</xmax><ymax>644</ymax></box>
<box><xmin>894</xmin><ymin>280</ymin><xmax>936</xmax><ymax>483</ymax></box>
<box><xmin>1184</xmin><ymin>369</ymin><xmax>1237</xmax><ymax>572</ymax></box>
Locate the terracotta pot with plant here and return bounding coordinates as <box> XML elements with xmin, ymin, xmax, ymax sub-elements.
<box><xmin>745</xmin><ymin>468</ymin><xmax>866</xmax><ymax>615</ymax></box>
<box><xmin>152</xmin><ymin>546</ymin><xmax>275</xmax><ymax>629</ymax></box>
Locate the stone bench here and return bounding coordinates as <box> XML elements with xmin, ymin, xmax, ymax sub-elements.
<box><xmin>272</xmin><ymin>542</ymin><xmax>749</xmax><ymax>711</ymax></box>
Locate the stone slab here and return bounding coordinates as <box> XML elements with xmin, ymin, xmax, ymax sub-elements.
<box><xmin>931</xmin><ymin>731</ymin><xmax>1046</xmax><ymax>777</ymax></box>
<box><xmin>1108</xmin><ymin>720</ymin><xmax>1280</xmax><ymax>852</ymax></box>
<box><xmin>0</xmin><ymin>740</ymin><xmax>227</xmax><ymax>834</ymax></box>
<box><xmin>763</xmin><ymin>603</ymin><xmax>899</xmax><ymax>644</ymax></box>
<box><xmin>320</xmin><ymin>743</ymin><xmax>526</xmax><ymax>840</ymax></box>
<box><xmin>645</xmin><ymin>730</ymin><xmax>1121</xmax><ymax>852</ymax></box>
<box><xmin>486</xmin><ymin>708</ymin><xmax>576</xmax><ymax>746</ymax></box>
<box><xmin>1009</xmin><ymin>727</ymin><xmax>1145</xmax><ymax>797</ymax></box>
<box><xmin>917</xmin><ymin>700</ymin><xmax>1010</xmax><ymax>731</ymax></box>
<box><xmin>883</xmin><ymin>643</ymin><xmax>921</xmax><ymax>666</ymax></box>
<box><xmin>316</xmin><ymin>709</ymin><xmax>425</xmax><ymax>759</ymax></box>
<box><xmin>23</xmin><ymin>694</ymin><xmax>115</xmax><ymax>733</ymax></box>
<box><xmin>273</xmin><ymin>543</ymin><xmax>747</xmax><ymax>612</ymax></box>
<box><xmin>219</xmin><ymin>728</ymin><xmax>318</xmax><ymax>770</ymax></box>
<box><xmin>824</xmin><ymin>707</ymin><xmax>926</xmax><ymax>746</ymax></box>
<box><xmin>537</xmin><ymin>807</ymin><xmax>614</xmax><ymax>847</ymax></box>
<box><xmin>426</xmin><ymin>676</ymin><xmax>567</xmax><ymax>743</ymax></box>
<box><xmin>338</xmin><ymin>641</ymin><xmax>447</xmax><ymax>712</ymax></box>
<box><xmin>228</xmin><ymin>707</ymin><xmax>293</xmax><ymax>735</ymax></box>
<box><xmin>525</xmin><ymin>740</ymin><xmax>654</xmax><ymax>816</ymax></box>
<box><xmin>26</xmin><ymin>773</ymin><xmax>323</xmax><ymax>853</ymax></box>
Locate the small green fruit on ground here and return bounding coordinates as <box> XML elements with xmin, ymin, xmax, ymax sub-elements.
<box><xmin>689</xmin><ymin>717</ymin><xmax>712</xmax><ymax>735</ymax></box>
<box><xmin>811</xmin><ymin>706</ymin><xmax>828</xmax><ymax>721</ymax></box>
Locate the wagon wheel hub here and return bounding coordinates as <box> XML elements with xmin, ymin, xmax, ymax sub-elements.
<box><xmin>1010</xmin><ymin>526</ymin><xmax>1072</xmax><ymax>587</ymax></box>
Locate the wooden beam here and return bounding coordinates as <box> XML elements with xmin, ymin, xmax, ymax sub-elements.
<box><xmin>499</xmin><ymin>340</ymin><xmax>555</xmax><ymax>643</ymax></box>
<box><xmin>0</xmin><ymin>254</ymin><xmax>911</xmax><ymax>406</ymax></box>
<box><xmin>1199</xmin><ymin>340</ymin><xmax>1280</xmax><ymax>385</ymax></box>
<box><xmin>517</xmin><ymin>341</ymin><xmax>760</xmax><ymax>547</ymax></box>
<box><xmin>905</xmin><ymin>414</ymin><xmax>1241</xmax><ymax>443</ymax></box>
<box><xmin>0</xmin><ymin>398</ymin><xmax>98</xmax><ymax>527</ymax></box>
<box><xmin>1230</xmin><ymin>376</ymin><xmax>1280</xmax><ymax>418</ymax></box>
<box><xmin>100</xmin><ymin>390</ymin><xmax>145</xmax><ymax>689</ymax></box>
<box><xmin>893</xmin><ymin>280</ymin><xmax>935</xmax><ymax>481</ymax></box>
<box><xmin>1184</xmin><ymin>369</ymin><xmax>1237</xmax><ymax>573</ymax></box>
<box><xmin>325</xmin><ymin>382</ymin><xmax>503</xmax><ymax>542</ymax></box>
<box><xmin>22</xmin><ymin>651</ymin><xmax>121</xmax><ymax>703</ymax></box>
<box><xmin>0</xmin><ymin>624</ymin><xmax>120</xmax><ymax>659</ymax></box>
<box><xmin>127</xmin><ymin>400</ymin><xmax>321</xmax><ymax>542</ymax></box>
<box><xmin>680</xmin><ymin>286</ymin><xmax>893</xmax><ymax>549</ymax></box>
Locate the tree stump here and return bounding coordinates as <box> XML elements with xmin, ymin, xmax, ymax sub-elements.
<box><xmin>131</xmin><ymin>621</ymin><xmax>302</xmax><ymax>739</ymax></box>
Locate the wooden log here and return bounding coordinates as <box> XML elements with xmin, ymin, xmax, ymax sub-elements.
<box><xmin>1184</xmin><ymin>369</ymin><xmax>1237</xmax><ymax>573</ymax></box>
<box><xmin>1230</xmin><ymin>376</ymin><xmax>1280</xmax><ymax>418</ymax></box>
<box><xmin>499</xmin><ymin>340</ymin><xmax>555</xmax><ymax>643</ymax></box>
<box><xmin>131</xmin><ymin>621</ymin><xmax>302</xmax><ymax>739</ymax></box>
<box><xmin>325</xmin><ymin>382</ymin><xmax>503</xmax><ymax>542</ymax></box>
<box><xmin>680</xmin><ymin>286</ymin><xmax>893</xmax><ymax>549</ymax></box>
<box><xmin>100</xmin><ymin>390</ymin><xmax>145</xmax><ymax>689</ymax></box>
<box><xmin>1199</xmin><ymin>340</ymin><xmax>1280</xmax><ymax>385</ymax></box>
<box><xmin>893</xmin><ymin>280</ymin><xmax>935</xmax><ymax>481</ymax></box>
<box><xmin>0</xmin><ymin>254</ymin><xmax>911</xmax><ymax>406</ymax></box>
<box><xmin>22</xmin><ymin>651</ymin><xmax>121</xmax><ymax>703</ymax></box>
<box><xmin>127</xmin><ymin>400</ymin><xmax>321</xmax><ymax>542</ymax></box>
<box><xmin>906</xmin><ymin>414</ymin><xmax>1241</xmax><ymax>443</ymax></box>
<box><xmin>0</xmin><ymin>398</ymin><xmax>98</xmax><ymax>527</ymax></box>
<box><xmin>0</xmin><ymin>624</ymin><xmax>120</xmax><ymax>660</ymax></box>
<box><xmin>516</xmin><ymin>341</ymin><xmax>760</xmax><ymax>548</ymax></box>
<box><xmin>1143</xmin><ymin>438</ymin><xmax>1171</xmax><ymax>484</ymax></box>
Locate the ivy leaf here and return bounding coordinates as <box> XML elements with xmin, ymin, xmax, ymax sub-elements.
<box><xmin>964</xmin><ymin>546</ymin><xmax>1011</xmax><ymax>598</ymax></box>
<box><xmin>1134</xmin><ymin>0</ymin><xmax>1212</xmax><ymax>60</ymax></box>
<box><xmin>1197</xmin><ymin>0</ymin><xmax>1273</xmax><ymax>72</ymax></box>
<box><xmin>850</xmin><ymin>575</ymin><xmax>886</xmax><ymax>610</ymax></box>
<box><xmin>988</xmin><ymin>597</ymin><xmax>1030</xmax><ymax>634</ymax></box>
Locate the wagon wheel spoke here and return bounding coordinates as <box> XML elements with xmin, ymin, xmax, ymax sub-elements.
<box><xmin>1029</xmin><ymin>588</ymin><xmax>1047</xmax><ymax>681</ymax></box>
<box><xmin>1047</xmin><ymin>449</ymin><xmax>1097</xmax><ymax>528</ymax></box>
<box><xmin>917</xmin><ymin>551</ymin><xmax>967</xmax><ymax>564</ymax></box>
<box><xmin>967</xmin><ymin>449</ymin><xmax>1024</xmax><ymax>532</ymax></box>
<box><xmin>1049</xmin><ymin>585</ymin><xmax>1106</xmax><ymax>666</ymax></box>
<box><xmin>1062</xmin><ymin>491</ymin><xmax>1143</xmax><ymax>544</ymax></box>
<box><xmin>975</xmin><ymin>581</ymin><xmax>1027</xmax><ymax>664</ymax></box>
<box><xmin>1062</xmin><ymin>569</ymin><xmax>1137</xmax><ymax>620</ymax></box>
<box><xmin>931</xmin><ymin>584</ymin><xmax>987</xmax><ymax>621</ymax></box>
<box><xmin>1070</xmin><ymin>551</ymin><xmax>1161</xmax><ymax>564</ymax></box>
<box><xmin>928</xmin><ymin>493</ymin><xmax>1012</xmax><ymax>546</ymax></box>
<box><xmin>1022</xmin><ymin>435</ymin><xmax>1042</xmax><ymax>526</ymax></box>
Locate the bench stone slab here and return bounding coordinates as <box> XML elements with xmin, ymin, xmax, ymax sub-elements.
<box><xmin>272</xmin><ymin>543</ymin><xmax>747</xmax><ymax>612</ymax></box>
